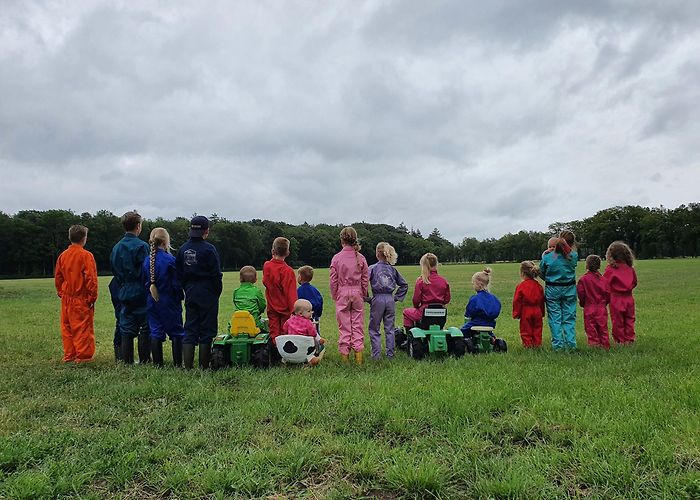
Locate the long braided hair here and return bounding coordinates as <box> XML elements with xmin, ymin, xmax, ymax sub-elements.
<box><xmin>339</xmin><ymin>227</ymin><xmax>362</xmax><ymax>271</ymax></box>
<box><xmin>148</xmin><ymin>227</ymin><xmax>171</xmax><ymax>302</ymax></box>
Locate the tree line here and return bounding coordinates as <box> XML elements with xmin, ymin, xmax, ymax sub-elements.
<box><xmin>0</xmin><ymin>203</ymin><xmax>697</xmax><ymax>278</ymax></box>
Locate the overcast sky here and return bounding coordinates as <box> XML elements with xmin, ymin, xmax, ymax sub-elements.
<box><xmin>1</xmin><ymin>1</ymin><xmax>699</xmax><ymax>242</ymax></box>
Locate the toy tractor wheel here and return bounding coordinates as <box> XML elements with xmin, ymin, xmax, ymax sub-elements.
<box><xmin>450</xmin><ymin>337</ymin><xmax>466</xmax><ymax>357</ymax></box>
<box><xmin>251</xmin><ymin>338</ymin><xmax>272</xmax><ymax>369</ymax></box>
<box><xmin>494</xmin><ymin>338</ymin><xmax>507</xmax><ymax>353</ymax></box>
<box><xmin>464</xmin><ymin>337</ymin><xmax>478</xmax><ymax>354</ymax></box>
<box><xmin>408</xmin><ymin>333</ymin><xmax>425</xmax><ymax>360</ymax></box>
<box><xmin>211</xmin><ymin>345</ymin><xmax>230</xmax><ymax>371</ymax></box>
<box><xmin>395</xmin><ymin>329</ymin><xmax>407</xmax><ymax>351</ymax></box>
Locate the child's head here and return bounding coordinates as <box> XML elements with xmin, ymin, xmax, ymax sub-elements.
<box><xmin>419</xmin><ymin>253</ymin><xmax>438</xmax><ymax>284</ymax></box>
<box><xmin>519</xmin><ymin>261</ymin><xmax>539</xmax><ymax>280</ymax></box>
<box><xmin>585</xmin><ymin>255</ymin><xmax>602</xmax><ymax>273</ymax></box>
<box><xmin>122</xmin><ymin>211</ymin><xmax>142</xmax><ymax>233</ymax></box>
<box><xmin>376</xmin><ymin>242</ymin><xmax>398</xmax><ymax>265</ymax></box>
<box><xmin>189</xmin><ymin>215</ymin><xmax>210</xmax><ymax>239</ymax></box>
<box><xmin>340</xmin><ymin>227</ymin><xmax>361</xmax><ymax>252</ymax></box>
<box><xmin>547</xmin><ymin>237</ymin><xmax>557</xmax><ymax>252</ymax></box>
<box><xmin>294</xmin><ymin>298</ymin><xmax>313</xmax><ymax>319</ymax></box>
<box><xmin>239</xmin><ymin>265</ymin><xmax>257</xmax><ymax>284</ymax></box>
<box><xmin>149</xmin><ymin>227</ymin><xmax>171</xmax><ymax>251</ymax></box>
<box><xmin>606</xmin><ymin>241</ymin><xmax>634</xmax><ymax>267</ymax></box>
<box><xmin>69</xmin><ymin>225</ymin><xmax>88</xmax><ymax>245</ymax></box>
<box><xmin>559</xmin><ymin>230</ymin><xmax>576</xmax><ymax>248</ymax></box>
<box><xmin>297</xmin><ymin>265</ymin><xmax>314</xmax><ymax>284</ymax></box>
<box><xmin>272</xmin><ymin>237</ymin><xmax>290</xmax><ymax>258</ymax></box>
<box><xmin>472</xmin><ymin>267</ymin><xmax>492</xmax><ymax>292</ymax></box>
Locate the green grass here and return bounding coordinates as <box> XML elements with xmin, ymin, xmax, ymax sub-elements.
<box><xmin>0</xmin><ymin>260</ymin><xmax>699</xmax><ymax>499</ymax></box>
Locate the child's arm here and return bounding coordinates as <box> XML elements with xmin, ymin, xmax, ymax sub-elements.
<box><xmin>444</xmin><ymin>281</ymin><xmax>451</xmax><ymax>305</ymax></box>
<box><xmin>54</xmin><ymin>257</ymin><xmax>64</xmax><ymax>297</ymax></box>
<box><xmin>256</xmin><ymin>288</ymin><xmax>267</xmax><ymax>314</ymax></box>
<box><xmin>412</xmin><ymin>280</ymin><xmax>422</xmax><ymax>308</ymax></box>
<box><xmin>360</xmin><ymin>258</ymin><xmax>369</xmax><ymax>298</ymax></box>
<box><xmin>329</xmin><ymin>260</ymin><xmax>339</xmax><ymax>301</ymax></box>
<box><xmin>576</xmin><ymin>279</ymin><xmax>586</xmax><ymax>308</ymax></box>
<box><xmin>284</xmin><ymin>268</ymin><xmax>297</xmax><ymax>313</ymax></box>
<box><xmin>394</xmin><ymin>270</ymin><xmax>409</xmax><ymax>302</ymax></box>
<box><xmin>512</xmin><ymin>286</ymin><xmax>522</xmax><ymax>319</ymax></box>
<box><xmin>314</xmin><ymin>288</ymin><xmax>323</xmax><ymax>318</ymax></box>
<box><xmin>84</xmin><ymin>253</ymin><xmax>98</xmax><ymax>306</ymax></box>
<box><xmin>632</xmin><ymin>267</ymin><xmax>638</xmax><ymax>290</ymax></box>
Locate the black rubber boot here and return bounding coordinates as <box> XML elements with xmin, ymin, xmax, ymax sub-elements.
<box><xmin>121</xmin><ymin>336</ymin><xmax>134</xmax><ymax>365</ymax></box>
<box><xmin>198</xmin><ymin>342</ymin><xmax>212</xmax><ymax>369</ymax></box>
<box><xmin>171</xmin><ymin>337</ymin><xmax>183</xmax><ymax>368</ymax></box>
<box><xmin>183</xmin><ymin>343</ymin><xmax>195</xmax><ymax>370</ymax></box>
<box><xmin>137</xmin><ymin>332</ymin><xmax>151</xmax><ymax>364</ymax></box>
<box><xmin>151</xmin><ymin>338</ymin><xmax>164</xmax><ymax>367</ymax></box>
<box><xmin>114</xmin><ymin>344</ymin><xmax>123</xmax><ymax>363</ymax></box>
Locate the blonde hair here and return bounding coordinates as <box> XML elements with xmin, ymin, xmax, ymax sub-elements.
<box><xmin>419</xmin><ymin>253</ymin><xmax>438</xmax><ymax>284</ymax></box>
<box><xmin>472</xmin><ymin>267</ymin><xmax>492</xmax><ymax>292</ymax></box>
<box><xmin>294</xmin><ymin>298</ymin><xmax>313</xmax><ymax>315</ymax></box>
<box><xmin>376</xmin><ymin>242</ymin><xmax>398</xmax><ymax>265</ymax></box>
<box><xmin>239</xmin><ymin>266</ymin><xmax>257</xmax><ymax>283</ymax></box>
<box><xmin>340</xmin><ymin>227</ymin><xmax>362</xmax><ymax>271</ymax></box>
<box><xmin>520</xmin><ymin>261</ymin><xmax>539</xmax><ymax>280</ymax></box>
<box><xmin>148</xmin><ymin>227</ymin><xmax>171</xmax><ymax>302</ymax></box>
<box><xmin>606</xmin><ymin>241</ymin><xmax>634</xmax><ymax>268</ymax></box>
<box><xmin>272</xmin><ymin>237</ymin><xmax>290</xmax><ymax>257</ymax></box>
<box><xmin>298</xmin><ymin>265</ymin><xmax>314</xmax><ymax>282</ymax></box>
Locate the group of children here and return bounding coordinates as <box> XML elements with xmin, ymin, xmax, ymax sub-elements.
<box><xmin>54</xmin><ymin>215</ymin><xmax>638</xmax><ymax>366</ymax></box>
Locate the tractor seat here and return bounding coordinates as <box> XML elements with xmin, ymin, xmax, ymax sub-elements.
<box><xmin>229</xmin><ymin>311</ymin><xmax>260</xmax><ymax>337</ymax></box>
<box><xmin>470</xmin><ymin>326</ymin><xmax>494</xmax><ymax>332</ymax></box>
<box><xmin>419</xmin><ymin>304</ymin><xmax>447</xmax><ymax>330</ymax></box>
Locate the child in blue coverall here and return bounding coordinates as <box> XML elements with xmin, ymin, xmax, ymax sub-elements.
<box><xmin>461</xmin><ymin>267</ymin><xmax>502</xmax><ymax>339</ymax></box>
<box><xmin>110</xmin><ymin>211</ymin><xmax>151</xmax><ymax>364</ymax></box>
<box><xmin>175</xmin><ymin>216</ymin><xmax>222</xmax><ymax>369</ymax></box>
<box><xmin>143</xmin><ymin>227</ymin><xmax>185</xmax><ymax>367</ymax></box>
<box><xmin>297</xmin><ymin>266</ymin><xmax>323</xmax><ymax>334</ymax></box>
<box><xmin>540</xmin><ymin>230</ymin><xmax>578</xmax><ymax>350</ymax></box>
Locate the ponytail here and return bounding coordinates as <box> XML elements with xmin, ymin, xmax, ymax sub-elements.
<box><xmin>149</xmin><ymin>241</ymin><xmax>160</xmax><ymax>302</ymax></box>
<box><xmin>340</xmin><ymin>227</ymin><xmax>362</xmax><ymax>271</ymax></box>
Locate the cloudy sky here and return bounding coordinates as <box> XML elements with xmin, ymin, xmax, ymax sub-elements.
<box><xmin>1</xmin><ymin>1</ymin><xmax>699</xmax><ymax>242</ymax></box>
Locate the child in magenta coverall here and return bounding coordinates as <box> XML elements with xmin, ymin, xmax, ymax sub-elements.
<box><xmin>402</xmin><ymin>253</ymin><xmax>451</xmax><ymax>331</ymax></box>
<box><xmin>329</xmin><ymin>227</ymin><xmax>369</xmax><ymax>364</ymax></box>
<box><xmin>367</xmin><ymin>242</ymin><xmax>408</xmax><ymax>360</ymax></box>
<box><xmin>512</xmin><ymin>261</ymin><xmax>545</xmax><ymax>348</ymax></box>
<box><xmin>604</xmin><ymin>241</ymin><xmax>638</xmax><ymax>344</ymax></box>
<box><xmin>577</xmin><ymin>254</ymin><xmax>610</xmax><ymax>348</ymax></box>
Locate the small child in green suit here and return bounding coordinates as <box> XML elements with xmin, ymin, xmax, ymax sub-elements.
<box><xmin>233</xmin><ymin>266</ymin><xmax>267</xmax><ymax>329</ymax></box>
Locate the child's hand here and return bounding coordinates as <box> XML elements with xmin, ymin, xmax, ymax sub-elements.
<box><xmin>319</xmin><ymin>337</ymin><xmax>327</xmax><ymax>345</ymax></box>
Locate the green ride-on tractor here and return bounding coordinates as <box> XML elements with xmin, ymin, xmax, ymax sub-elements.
<box><xmin>404</xmin><ymin>304</ymin><xmax>466</xmax><ymax>360</ymax></box>
<box><xmin>211</xmin><ymin>311</ymin><xmax>273</xmax><ymax>369</ymax></box>
<box><xmin>462</xmin><ymin>325</ymin><xmax>507</xmax><ymax>354</ymax></box>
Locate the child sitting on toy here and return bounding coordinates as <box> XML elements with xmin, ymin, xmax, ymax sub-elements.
<box><xmin>233</xmin><ymin>265</ymin><xmax>267</xmax><ymax>330</ymax></box>
<box><xmin>282</xmin><ymin>299</ymin><xmax>326</xmax><ymax>364</ymax></box>
<box><xmin>297</xmin><ymin>265</ymin><xmax>323</xmax><ymax>333</ymax></box>
<box><xmin>461</xmin><ymin>268</ymin><xmax>501</xmax><ymax>340</ymax></box>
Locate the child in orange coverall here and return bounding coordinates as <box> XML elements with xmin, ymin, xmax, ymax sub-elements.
<box><xmin>54</xmin><ymin>225</ymin><xmax>98</xmax><ymax>363</ymax></box>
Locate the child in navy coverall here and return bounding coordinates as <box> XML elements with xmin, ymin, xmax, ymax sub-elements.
<box><xmin>297</xmin><ymin>266</ymin><xmax>323</xmax><ymax>333</ymax></box>
<box><xmin>176</xmin><ymin>216</ymin><xmax>222</xmax><ymax>369</ymax></box>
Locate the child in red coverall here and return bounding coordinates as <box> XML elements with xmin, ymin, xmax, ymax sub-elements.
<box><xmin>604</xmin><ymin>241</ymin><xmax>638</xmax><ymax>344</ymax></box>
<box><xmin>263</xmin><ymin>237</ymin><xmax>297</xmax><ymax>346</ymax></box>
<box><xmin>512</xmin><ymin>261</ymin><xmax>545</xmax><ymax>347</ymax></box>
<box><xmin>576</xmin><ymin>255</ymin><xmax>610</xmax><ymax>348</ymax></box>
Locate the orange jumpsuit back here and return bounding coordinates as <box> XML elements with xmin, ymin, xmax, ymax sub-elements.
<box><xmin>54</xmin><ymin>244</ymin><xmax>98</xmax><ymax>362</ymax></box>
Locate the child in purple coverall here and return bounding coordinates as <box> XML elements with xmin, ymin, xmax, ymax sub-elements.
<box><xmin>367</xmin><ymin>242</ymin><xmax>408</xmax><ymax>359</ymax></box>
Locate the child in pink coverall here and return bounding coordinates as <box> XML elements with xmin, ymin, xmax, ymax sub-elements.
<box><xmin>576</xmin><ymin>255</ymin><xmax>610</xmax><ymax>348</ymax></box>
<box><xmin>402</xmin><ymin>253</ymin><xmax>451</xmax><ymax>332</ymax></box>
<box><xmin>329</xmin><ymin>227</ymin><xmax>369</xmax><ymax>364</ymax></box>
<box><xmin>604</xmin><ymin>241</ymin><xmax>638</xmax><ymax>344</ymax></box>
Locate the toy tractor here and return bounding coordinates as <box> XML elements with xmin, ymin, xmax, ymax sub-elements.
<box><xmin>406</xmin><ymin>304</ymin><xmax>466</xmax><ymax>360</ymax></box>
<box><xmin>462</xmin><ymin>325</ymin><xmax>507</xmax><ymax>354</ymax></box>
<box><xmin>211</xmin><ymin>311</ymin><xmax>272</xmax><ymax>369</ymax></box>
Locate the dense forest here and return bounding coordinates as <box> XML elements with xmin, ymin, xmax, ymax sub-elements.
<box><xmin>0</xmin><ymin>204</ymin><xmax>697</xmax><ymax>278</ymax></box>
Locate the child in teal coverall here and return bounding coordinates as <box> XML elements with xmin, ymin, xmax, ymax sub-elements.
<box><xmin>540</xmin><ymin>230</ymin><xmax>578</xmax><ymax>350</ymax></box>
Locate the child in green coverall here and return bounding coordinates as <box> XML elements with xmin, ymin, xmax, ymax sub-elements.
<box><xmin>233</xmin><ymin>266</ymin><xmax>267</xmax><ymax>329</ymax></box>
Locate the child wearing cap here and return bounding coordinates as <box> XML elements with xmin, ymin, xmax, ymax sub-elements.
<box><xmin>54</xmin><ymin>224</ymin><xmax>98</xmax><ymax>363</ymax></box>
<box><xmin>263</xmin><ymin>237</ymin><xmax>297</xmax><ymax>347</ymax></box>
<box><xmin>175</xmin><ymin>215</ymin><xmax>223</xmax><ymax>369</ymax></box>
<box><xmin>233</xmin><ymin>265</ymin><xmax>267</xmax><ymax>329</ymax></box>
<box><xmin>110</xmin><ymin>211</ymin><xmax>151</xmax><ymax>364</ymax></box>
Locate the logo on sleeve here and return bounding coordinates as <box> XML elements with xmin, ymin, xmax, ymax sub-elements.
<box><xmin>184</xmin><ymin>249</ymin><xmax>197</xmax><ymax>266</ymax></box>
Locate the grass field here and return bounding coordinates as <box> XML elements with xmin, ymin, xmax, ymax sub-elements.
<box><xmin>0</xmin><ymin>260</ymin><xmax>699</xmax><ymax>499</ymax></box>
